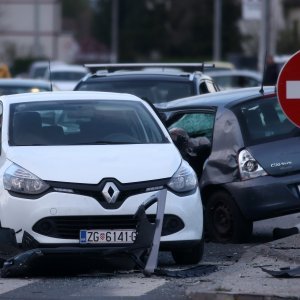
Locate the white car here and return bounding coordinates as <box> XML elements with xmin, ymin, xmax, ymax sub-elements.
<box><xmin>44</xmin><ymin>65</ymin><xmax>89</xmax><ymax>91</ymax></box>
<box><xmin>0</xmin><ymin>91</ymin><xmax>203</xmax><ymax>265</ymax></box>
<box><xmin>28</xmin><ymin>60</ymin><xmax>66</xmax><ymax>79</ymax></box>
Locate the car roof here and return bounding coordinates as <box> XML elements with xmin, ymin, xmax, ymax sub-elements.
<box><xmin>0</xmin><ymin>91</ymin><xmax>143</xmax><ymax>104</ymax></box>
<box><xmin>0</xmin><ymin>78</ymin><xmax>51</xmax><ymax>86</ymax></box>
<box><xmin>159</xmin><ymin>86</ymin><xmax>276</xmax><ymax>111</ymax></box>
<box><xmin>50</xmin><ymin>65</ymin><xmax>89</xmax><ymax>73</ymax></box>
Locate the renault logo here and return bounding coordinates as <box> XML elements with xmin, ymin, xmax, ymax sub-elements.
<box><xmin>102</xmin><ymin>182</ymin><xmax>120</xmax><ymax>204</ymax></box>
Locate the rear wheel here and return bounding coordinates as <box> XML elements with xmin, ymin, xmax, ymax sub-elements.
<box><xmin>171</xmin><ymin>239</ymin><xmax>204</xmax><ymax>265</ymax></box>
<box><xmin>205</xmin><ymin>191</ymin><xmax>253</xmax><ymax>243</ymax></box>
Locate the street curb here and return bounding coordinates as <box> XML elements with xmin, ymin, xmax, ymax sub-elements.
<box><xmin>255</xmin><ymin>233</ymin><xmax>300</xmax><ymax>264</ymax></box>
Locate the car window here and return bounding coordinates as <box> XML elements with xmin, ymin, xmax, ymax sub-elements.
<box><xmin>230</xmin><ymin>76</ymin><xmax>259</xmax><ymax>88</ymax></box>
<box><xmin>213</xmin><ymin>75</ymin><xmax>260</xmax><ymax>89</ymax></box>
<box><xmin>199</xmin><ymin>82</ymin><xmax>210</xmax><ymax>94</ymax></box>
<box><xmin>9</xmin><ymin>100</ymin><xmax>168</xmax><ymax>146</ymax></box>
<box><xmin>212</xmin><ymin>76</ymin><xmax>233</xmax><ymax>89</ymax></box>
<box><xmin>168</xmin><ymin>112</ymin><xmax>215</xmax><ymax>141</ymax></box>
<box><xmin>241</xmin><ymin>76</ymin><xmax>260</xmax><ymax>87</ymax></box>
<box><xmin>51</xmin><ymin>72</ymin><xmax>87</xmax><ymax>81</ymax></box>
<box><xmin>234</xmin><ymin>97</ymin><xmax>299</xmax><ymax>146</ymax></box>
<box><xmin>32</xmin><ymin>66</ymin><xmax>47</xmax><ymax>78</ymax></box>
<box><xmin>76</xmin><ymin>80</ymin><xmax>195</xmax><ymax>104</ymax></box>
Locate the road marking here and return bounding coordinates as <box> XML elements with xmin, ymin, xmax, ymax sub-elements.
<box><xmin>0</xmin><ymin>279</ymin><xmax>38</xmax><ymax>295</ymax></box>
<box><xmin>286</xmin><ymin>81</ymin><xmax>300</xmax><ymax>99</ymax></box>
<box><xmin>71</xmin><ymin>277</ymin><xmax>166</xmax><ymax>297</ymax></box>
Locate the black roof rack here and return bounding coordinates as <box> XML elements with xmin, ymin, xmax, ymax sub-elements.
<box><xmin>84</xmin><ymin>63</ymin><xmax>215</xmax><ymax>73</ymax></box>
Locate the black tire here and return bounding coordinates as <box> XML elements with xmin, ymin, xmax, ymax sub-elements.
<box><xmin>205</xmin><ymin>191</ymin><xmax>253</xmax><ymax>243</ymax></box>
<box><xmin>171</xmin><ymin>239</ymin><xmax>204</xmax><ymax>265</ymax></box>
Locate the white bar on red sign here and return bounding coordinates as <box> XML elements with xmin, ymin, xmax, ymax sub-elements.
<box><xmin>286</xmin><ymin>81</ymin><xmax>300</xmax><ymax>99</ymax></box>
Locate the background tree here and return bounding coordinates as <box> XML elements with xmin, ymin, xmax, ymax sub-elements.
<box><xmin>62</xmin><ymin>0</ymin><xmax>91</xmax><ymax>40</ymax></box>
<box><xmin>92</xmin><ymin>0</ymin><xmax>242</xmax><ymax>62</ymax></box>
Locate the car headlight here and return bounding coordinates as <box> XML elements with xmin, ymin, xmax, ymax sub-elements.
<box><xmin>167</xmin><ymin>160</ymin><xmax>198</xmax><ymax>193</ymax></box>
<box><xmin>3</xmin><ymin>164</ymin><xmax>50</xmax><ymax>195</ymax></box>
<box><xmin>238</xmin><ymin>149</ymin><xmax>267</xmax><ymax>180</ymax></box>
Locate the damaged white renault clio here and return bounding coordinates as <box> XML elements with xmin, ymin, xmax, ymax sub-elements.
<box><xmin>0</xmin><ymin>91</ymin><xmax>203</xmax><ymax>265</ymax></box>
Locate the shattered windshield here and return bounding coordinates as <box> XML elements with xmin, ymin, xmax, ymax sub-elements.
<box><xmin>9</xmin><ymin>100</ymin><xmax>168</xmax><ymax>146</ymax></box>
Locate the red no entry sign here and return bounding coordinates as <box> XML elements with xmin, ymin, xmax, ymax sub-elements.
<box><xmin>277</xmin><ymin>50</ymin><xmax>300</xmax><ymax>127</ymax></box>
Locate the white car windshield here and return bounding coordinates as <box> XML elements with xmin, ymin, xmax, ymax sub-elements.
<box><xmin>9</xmin><ymin>100</ymin><xmax>168</xmax><ymax>146</ymax></box>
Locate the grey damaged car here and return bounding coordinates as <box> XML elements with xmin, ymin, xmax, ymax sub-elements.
<box><xmin>159</xmin><ymin>86</ymin><xmax>300</xmax><ymax>243</ymax></box>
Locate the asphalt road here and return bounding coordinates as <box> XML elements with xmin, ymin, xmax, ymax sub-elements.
<box><xmin>0</xmin><ymin>213</ymin><xmax>299</xmax><ymax>300</ymax></box>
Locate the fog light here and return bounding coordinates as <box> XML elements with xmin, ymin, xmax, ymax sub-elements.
<box><xmin>162</xmin><ymin>215</ymin><xmax>184</xmax><ymax>236</ymax></box>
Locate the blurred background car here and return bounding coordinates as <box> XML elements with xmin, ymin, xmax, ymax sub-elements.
<box><xmin>205</xmin><ymin>69</ymin><xmax>262</xmax><ymax>90</ymax></box>
<box><xmin>74</xmin><ymin>64</ymin><xmax>220</xmax><ymax>104</ymax></box>
<box><xmin>28</xmin><ymin>61</ymin><xmax>66</xmax><ymax>79</ymax></box>
<box><xmin>273</xmin><ymin>55</ymin><xmax>291</xmax><ymax>73</ymax></box>
<box><xmin>0</xmin><ymin>78</ymin><xmax>55</xmax><ymax>95</ymax></box>
<box><xmin>44</xmin><ymin>64</ymin><xmax>89</xmax><ymax>91</ymax></box>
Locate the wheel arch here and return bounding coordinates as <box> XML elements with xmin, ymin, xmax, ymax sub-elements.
<box><xmin>201</xmin><ymin>185</ymin><xmax>231</xmax><ymax>206</ymax></box>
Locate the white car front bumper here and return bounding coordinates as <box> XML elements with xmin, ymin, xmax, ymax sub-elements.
<box><xmin>0</xmin><ymin>188</ymin><xmax>203</xmax><ymax>246</ymax></box>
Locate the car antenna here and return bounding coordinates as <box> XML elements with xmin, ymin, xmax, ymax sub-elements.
<box><xmin>259</xmin><ymin>52</ymin><xmax>268</xmax><ymax>95</ymax></box>
<box><xmin>48</xmin><ymin>60</ymin><xmax>53</xmax><ymax>91</ymax></box>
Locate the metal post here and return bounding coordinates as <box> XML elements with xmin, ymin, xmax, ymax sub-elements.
<box><xmin>34</xmin><ymin>0</ymin><xmax>42</xmax><ymax>58</ymax></box>
<box><xmin>144</xmin><ymin>189</ymin><xmax>167</xmax><ymax>275</ymax></box>
<box><xmin>213</xmin><ymin>0</ymin><xmax>222</xmax><ymax>61</ymax></box>
<box><xmin>259</xmin><ymin>0</ymin><xmax>271</xmax><ymax>73</ymax></box>
<box><xmin>111</xmin><ymin>0</ymin><xmax>119</xmax><ymax>63</ymax></box>
<box><xmin>52</xmin><ymin>0</ymin><xmax>60</xmax><ymax>60</ymax></box>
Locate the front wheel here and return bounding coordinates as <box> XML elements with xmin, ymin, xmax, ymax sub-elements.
<box><xmin>171</xmin><ymin>240</ymin><xmax>204</xmax><ymax>265</ymax></box>
<box><xmin>205</xmin><ymin>191</ymin><xmax>253</xmax><ymax>243</ymax></box>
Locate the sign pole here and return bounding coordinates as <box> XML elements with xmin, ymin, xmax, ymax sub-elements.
<box><xmin>213</xmin><ymin>0</ymin><xmax>222</xmax><ymax>61</ymax></box>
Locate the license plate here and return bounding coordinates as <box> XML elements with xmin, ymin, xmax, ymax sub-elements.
<box><xmin>79</xmin><ymin>229</ymin><xmax>136</xmax><ymax>244</ymax></box>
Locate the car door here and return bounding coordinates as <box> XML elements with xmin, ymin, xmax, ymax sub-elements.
<box><xmin>165</xmin><ymin>109</ymin><xmax>216</xmax><ymax>178</ymax></box>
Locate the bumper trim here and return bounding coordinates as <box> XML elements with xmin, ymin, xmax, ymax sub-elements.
<box><xmin>1</xmin><ymin>189</ymin><xmax>168</xmax><ymax>278</ymax></box>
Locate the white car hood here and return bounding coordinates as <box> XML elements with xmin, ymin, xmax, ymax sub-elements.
<box><xmin>6</xmin><ymin>144</ymin><xmax>181</xmax><ymax>184</ymax></box>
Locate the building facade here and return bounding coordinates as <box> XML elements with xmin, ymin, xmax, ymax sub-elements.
<box><xmin>0</xmin><ymin>0</ymin><xmax>78</xmax><ymax>63</ymax></box>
